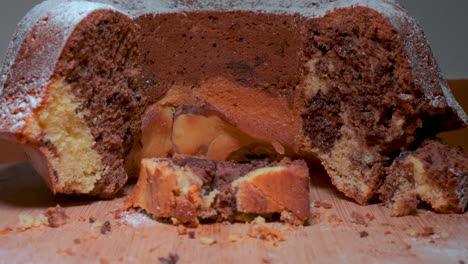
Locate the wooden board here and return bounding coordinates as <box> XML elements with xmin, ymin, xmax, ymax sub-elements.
<box><xmin>0</xmin><ymin>162</ymin><xmax>467</xmax><ymax>264</ymax></box>
<box><xmin>0</xmin><ymin>81</ymin><xmax>467</xmax><ymax>263</ymax></box>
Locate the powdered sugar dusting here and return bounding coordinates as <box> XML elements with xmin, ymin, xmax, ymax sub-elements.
<box><xmin>440</xmin><ymin>82</ymin><xmax>468</xmax><ymax>123</ymax></box>
<box><xmin>1</xmin><ymin>0</ymin><xmax>466</xmax><ymax>135</ymax></box>
<box><xmin>95</xmin><ymin>0</ymin><xmax>401</xmax><ymax>18</ymax></box>
<box><xmin>0</xmin><ymin>1</ymin><xmax>115</xmax><ymax>133</ymax></box>
<box><xmin>120</xmin><ymin>211</ymin><xmax>160</xmax><ymax>227</ymax></box>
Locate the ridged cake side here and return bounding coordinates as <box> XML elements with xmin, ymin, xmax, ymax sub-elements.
<box><xmin>0</xmin><ymin>4</ymin><xmax>142</xmax><ymax>197</ymax></box>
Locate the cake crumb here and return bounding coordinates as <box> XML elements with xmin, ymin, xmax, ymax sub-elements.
<box><xmin>359</xmin><ymin>231</ymin><xmax>369</xmax><ymax>238</ymax></box>
<box><xmin>280</xmin><ymin>211</ymin><xmax>303</xmax><ymax>225</ymax></box>
<box><xmin>228</xmin><ymin>234</ymin><xmax>241</xmax><ymax>242</ymax></box>
<box><xmin>17</xmin><ymin>213</ymin><xmax>49</xmax><ymax>230</ymax></box>
<box><xmin>158</xmin><ymin>253</ymin><xmax>179</xmax><ymax>264</ymax></box>
<box><xmin>281</xmin><ymin>223</ymin><xmax>293</xmax><ymax>231</ymax></box>
<box><xmin>149</xmin><ymin>247</ymin><xmax>158</xmax><ymax>253</ymax></box>
<box><xmin>188</xmin><ymin>231</ymin><xmax>196</xmax><ymax>239</ymax></box>
<box><xmin>406</xmin><ymin>228</ymin><xmax>418</xmax><ymax>237</ymax></box>
<box><xmin>312</xmin><ymin>201</ymin><xmax>333</xmax><ymax>209</ymax></box>
<box><xmin>350</xmin><ymin>211</ymin><xmax>367</xmax><ymax>226</ymax></box>
<box><xmin>73</xmin><ymin>238</ymin><xmax>81</xmax><ymax>244</ymax></box>
<box><xmin>81</xmin><ymin>233</ymin><xmax>98</xmax><ymax>242</ymax></box>
<box><xmin>100</xmin><ymin>258</ymin><xmax>110</xmax><ymax>264</ymax></box>
<box><xmin>89</xmin><ymin>217</ymin><xmax>97</xmax><ymax>223</ymax></box>
<box><xmin>113</xmin><ymin>209</ymin><xmax>123</xmax><ymax>219</ymax></box>
<box><xmin>64</xmin><ymin>248</ymin><xmax>76</xmax><ymax>256</ymax></box>
<box><xmin>365</xmin><ymin>213</ymin><xmax>375</xmax><ymax>222</ymax></box>
<box><xmin>263</xmin><ymin>257</ymin><xmax>272</xmax><ymax>264</ymax></box>
<box><xmin>177</xmin><ymin>225</ymin><xmax>187</xmax><ymax>235</ymax></box>
<box><xmin>309</xmin><ymin>207</ymin><xmax>327</xmax><ymax>225</ymax></box>
<box><xmin>249</xmin><ymin>225</ymin><xmax>284</xmax><ymax>242</ymax></box>
<box><xmin>248</xmin><ymin>216</ymin><xmax>284</xmax><ymax>242</ymax></box>
<box><xmin>170</xmin><ymin>217</ymin><xmax>180</xmax><ymax>225</ymax></box>
<box><xmin>262</xmin><ymin>252</ymin><xmax>277</xmax><ymax>264</ymax></box>
<box><xmin>251</xmin><ymin>216</ymin><xmax>266</xmax><ymax>225</ymax></box>
<box><xmin>327</xmin><ymin>214</ymin><xmax>343</xmax><ymax>227</ymax></box>
<box><xmin>200</xmin><ymin>237</ymin><xmax>217</xmax><ymax>246</ymax></box>
<box><xmin>45</xmin><ymin>205</ymin><xmax>69</xmax><ymax>227</ymax></box>
<box><xmin>100</xmin><ymin>221</ymin><xmax>111</xmax><ymax>234</ymax></box>
<box><xmin>384</xmin><ymin>231</ymin><xmax>392</xmax><ymax>235</ymax></box>
<box><xmin>0</xmin><ymin>227</ymin><xmax>13</xmax><ymax>235</ymax></box>
<box><xmin>418</xmin><ymin>227</ymin><xmax>434</xmax><ymax>237</ymax></box>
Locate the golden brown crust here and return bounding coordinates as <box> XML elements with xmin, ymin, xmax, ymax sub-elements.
<box><xmin>123</xmin><ymin>159</ymin><xmax>180</xmax><ymax>218</ymax></box>
<box><xmin>235</xmin><ymin>165</ymin><xmax>309</xmax><ymax>221</ymax></box>
<box><xmin>23</xmin><ymin>145</ymin><xmax>58</xmax><ymax>193</ymax></box>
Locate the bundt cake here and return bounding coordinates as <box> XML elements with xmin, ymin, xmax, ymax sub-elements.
<box><xmin>0</xmin><ymin>0</ymin><xmax>466</xmax><ymax>215</ymax></box>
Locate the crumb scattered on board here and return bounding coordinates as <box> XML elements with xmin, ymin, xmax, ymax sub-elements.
<box><xmin>64</xmin><ymin>248</ymin><xmax>76</xmax><ymax>256</ymax></box>
<box><xmin>350</xmin><ymin>211</ymin><xmax>368</xmax><ymax>226</ymax></box>
<box><xmin>406</xmin><ymin>226</ymin><xmax>435</xmax><ymax>238</ymax></box>
<box><xmin>248</xmin><ymin>217</ymin><xmax>285</xmax><ymax>243</ymax></box>
<box><xmin>228</xmin><ymin>234</ymin><xmax>241</xmax><ymax>242</ymax></box>
<box><xmin>15</xmin><ymin>205</ymin><xmax>69</xmax><ymax>230</ymax></box>
<box><xmin>100</xmin><ymin>257</ymin><xmax>110</xmax><ymax>264</ymax></box>
<box><xmin>119</xmin><ymin>211</ymin><xmax>158</xmax><ymax>227</ymax></box>
<box><xmin>45</xmin><ymin>205</ymin><xmax>69</xmax><ymax>228</ymax></box>
<box><xmin>158</xmin><ymin>253</ymin><xmax>179</xmax><ymax>264</ymax></box>
<box><xmin>200</xmin><ymin>237</ymin><xmax>217</xmax><ymax>246</ymax></box>
<box><xmin>100</xmin><ymin>221</ymin><xmax>111</xmax><ymax>234</ymax></box>
<box><xmin>262</xmin><ymin>252</ymin><xmax>278</xmax><ymax>264</ymax></box>
<box><xmin>17</xmin><ymin>213</ymin><xmax>48</xmax><ymax>230</ymax></box>
<box><xmin>188</xmin><ymin>231</ymin><xmax>196</xmax><ymax>239</ymax></box>
<box><xmin>177</xmin><ymin>225</ymin><xmax>187</xmax><ymax>235</ymax></box>
<box><xmin>312</xmin><ymin>201</ymin><xmax>333</xmax><ymax>209</ymax></box>
<box><xmin>359</xmin><ymin>231</ymin><xmax>369</xmax><ymax>238</ymax></box>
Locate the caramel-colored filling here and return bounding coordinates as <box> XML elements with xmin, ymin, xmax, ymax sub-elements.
<box><xmin>24</xmin><ymin>78</ymin><xmax>105</xmax><ymax>193</ymax></box>
<box><xmin>172</xmin><ymin>113</ymin><xmax>256</xmax><ymax>160</ymax></box>
<box><xmin>133</xmin><ymin>76</ymin><xmax>315</xmax><ymax>164</ymax></box>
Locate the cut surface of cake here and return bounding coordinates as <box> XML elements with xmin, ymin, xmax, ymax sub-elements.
<box><xmin>380</xmin><ymin>140</ymin><xmax>468</xmax><ymax>216</ymax></box>
<box><xmin>124</xmin><ymin>156</ymin><xmax>310</xmax><ymax>225</ymax></box>
<box><xmin>0</xmin><ymin>0</ymin><xmax>466</xmax><ymax>214</ymax></box>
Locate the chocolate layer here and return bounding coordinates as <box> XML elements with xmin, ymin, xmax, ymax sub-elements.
<box><xmin>53</xmin><ymin>10</ymin><xmax>144</xmax><ymax>197</ymax></box>
<box><xmin>135</xmin><ymin>11</ymin><xmax>306</xmax><ymax>104</ymax></box>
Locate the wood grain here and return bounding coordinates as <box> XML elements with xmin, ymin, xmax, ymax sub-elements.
<box><xmin>0</xmin><ymin>81</ymin><xmax>467</xmax><ymax>263</ymax></box>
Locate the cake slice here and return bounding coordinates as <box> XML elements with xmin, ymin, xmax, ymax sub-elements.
<box><xmin>380</xmin><ymin>140</ymin><xmax>468</xmax><ymax>216</ymax></box>
<box><xmin>124</xmin><ymin>156</ymin><xmax>310</xmax><ymax>225</ymax></box>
